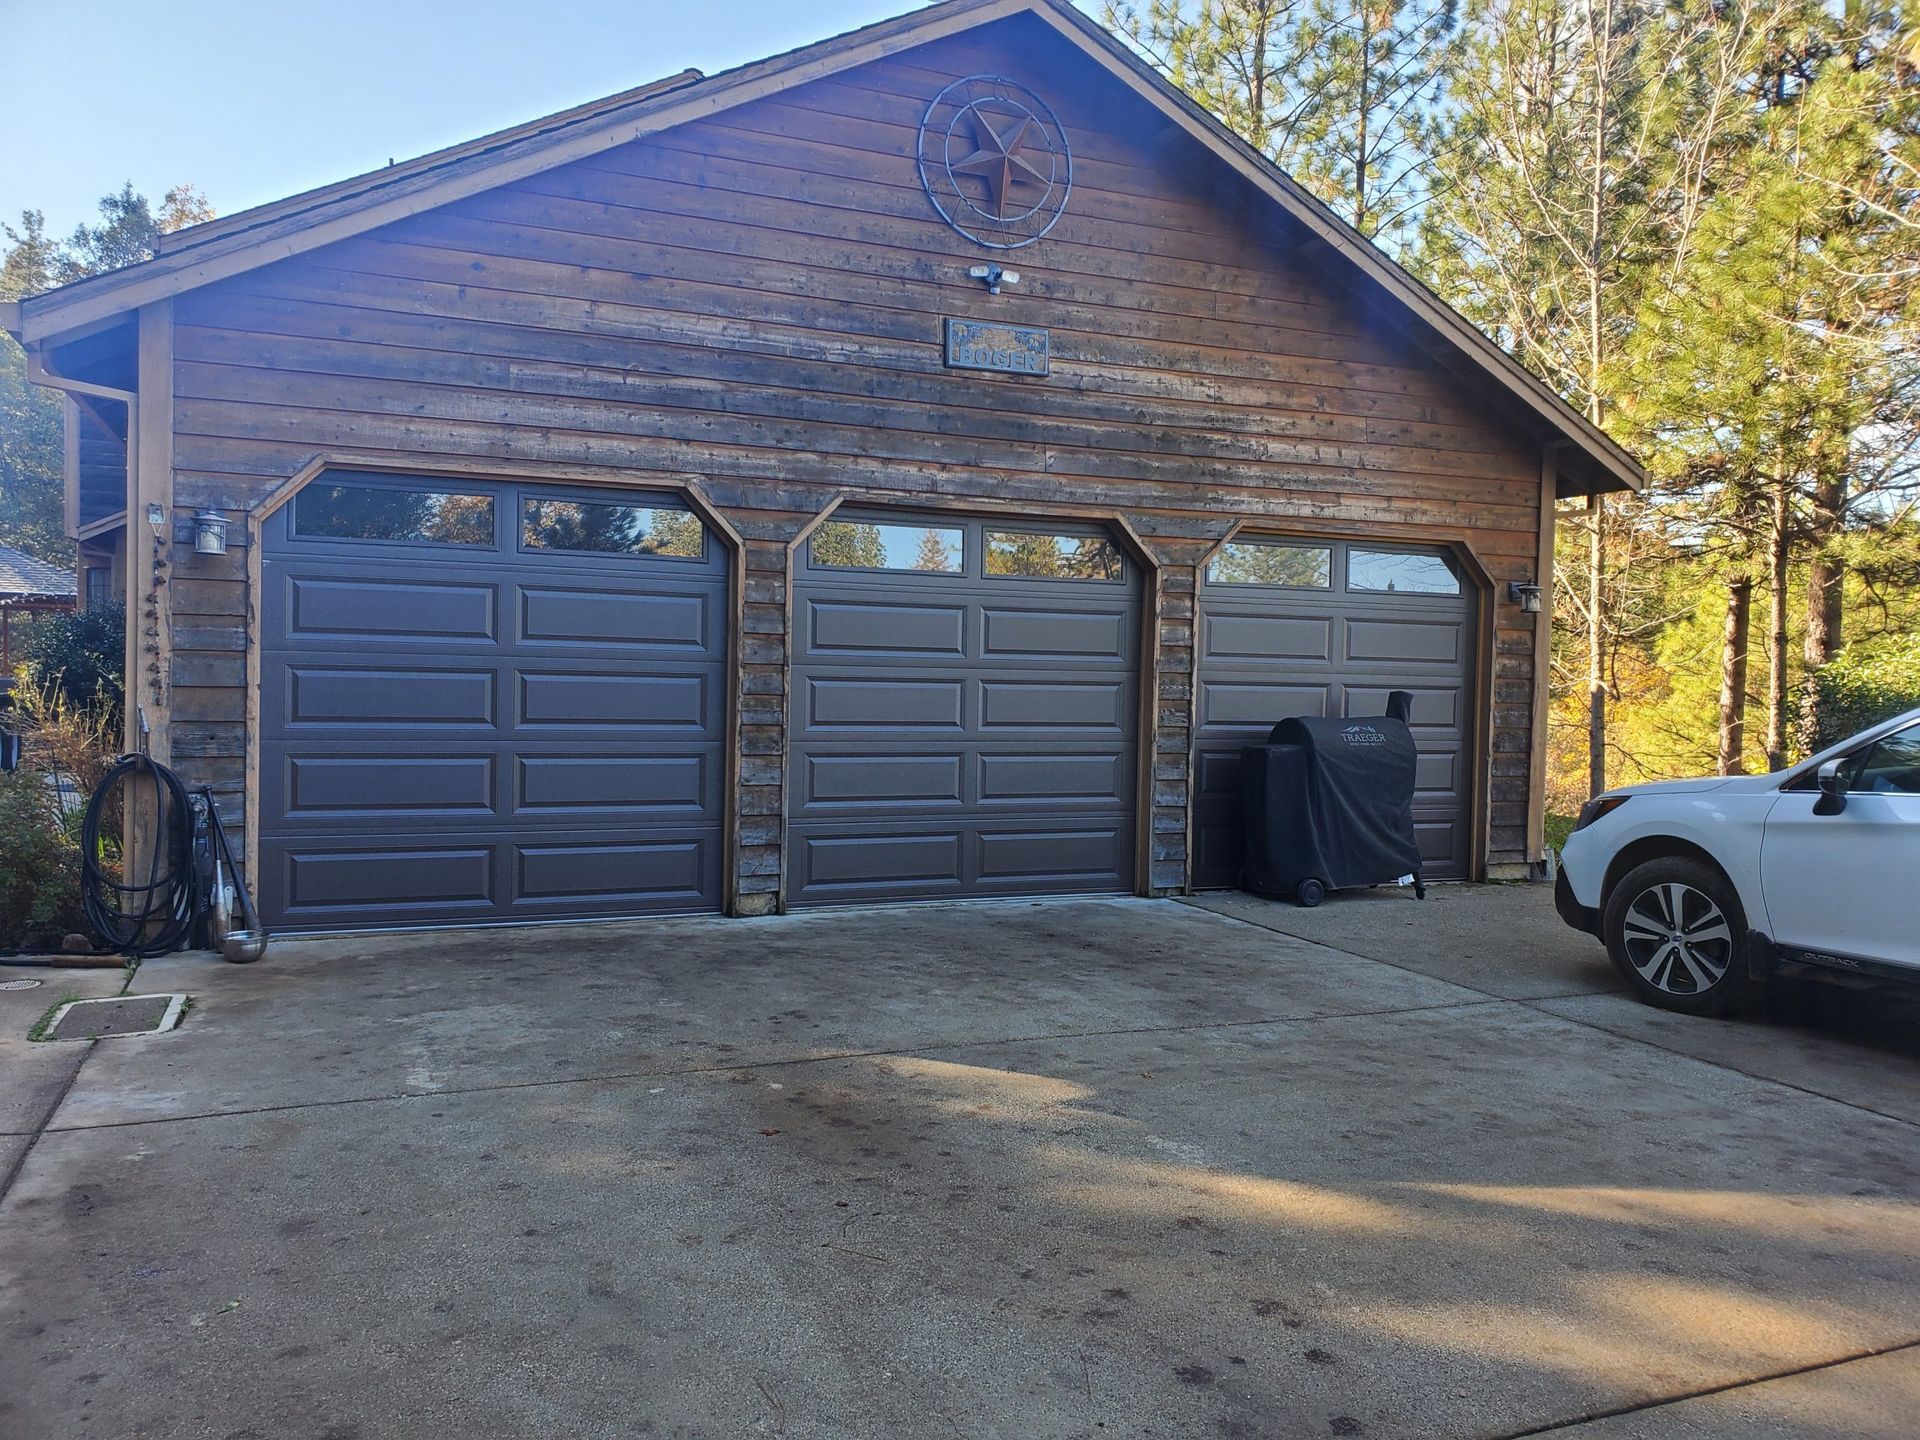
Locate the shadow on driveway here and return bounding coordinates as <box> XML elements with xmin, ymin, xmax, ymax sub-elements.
<box><xmin>2</xmin><ymin>891</ymin><xmax>1917</xmax><ymax>1439</ymax></box>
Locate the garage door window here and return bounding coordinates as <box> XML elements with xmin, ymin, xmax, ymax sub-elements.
<box><xmin>1206</xmin><ymin>540</ymin><xmax>1331</xmax><ymax>588</ymax></box>
<box><xmin>1348</xmin><ymin>548</ymin><xmax>1460</xmax><ymax>595</ymax></box>
<box><xmin>984</xmin><ymin>530</ymin><xmax>1123</xmax><ymax>581</ymax></box>
<box><xmin>521</xmin><ymin>497</ymin><xmax>705</xmax><ymax>559</ymax></box>
<box><xmin>812</xmin><ymin>520</ymin><xmax>963</xmax><ymax>574</ymax></box>
<box><xmin>293</xmin><ymin>482</ymin><xmax>495</xmax><ymax>546</ymax></box>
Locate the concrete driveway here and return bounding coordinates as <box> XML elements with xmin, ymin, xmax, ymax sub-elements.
<box><xmin>3</xmin><ymin>885</ymin><xmax>1917</xmax><ymax>1439</ymax></box>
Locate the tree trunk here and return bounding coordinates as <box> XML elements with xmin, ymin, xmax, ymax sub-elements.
<box><xmin>1764</xmin><ymin>486</ymin><xmax>1790</xmax><ymax>770</ymax></box>
<box><xmin>1587</xmin><ymin>494</ymin><xmax>1606</xmax><ymax>797</ymax></box>
<box><xmin>1717</xmin><ymin>576</ymin><xmax>1751</xmax><ymax>775</ymax></box>
<box><xmin>1803</xmin><ymin>468</ymin><xmax>1845</xmax><ymax>670</ymax></box>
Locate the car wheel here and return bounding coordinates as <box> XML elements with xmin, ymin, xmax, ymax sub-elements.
<box><xmin>1603</xmin><ymin>857</ymin><xmax>1749</xmax><ymax>1017</ymax></box>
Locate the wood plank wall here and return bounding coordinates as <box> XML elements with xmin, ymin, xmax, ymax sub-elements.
<box><xmin>160</xmin><ymin>15</ymin><xmax>1547</xmax><ymax>908</ymax></box>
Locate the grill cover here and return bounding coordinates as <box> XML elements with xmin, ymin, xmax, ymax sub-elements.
<box><xmin>1240</xmin><ymin>698</ymin><xmax>1423</xmax><ymax>896</ymax></box>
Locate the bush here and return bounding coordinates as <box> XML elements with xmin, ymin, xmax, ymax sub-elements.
<box><xmin>21</xmin><ymin>603</ymin><xmax>125</xmax><ymax>727</ymax></box>
<box><xmin>1795</xmin><ymin>635</ymin><xmax>1920</xmax><ymax>756</ymax></box>
<box><xmin>8</xmin><ymin>677</ymin><xmax>118</xmax><ymax>793</ymax></box>
<box><xmin>0</xmin><ymin>770</ymin><xmax>84</xmax><ymax>950</ymax></box>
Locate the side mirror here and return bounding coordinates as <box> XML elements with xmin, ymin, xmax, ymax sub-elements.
<box><xmin>1813</xmin><ymin>759</ymin><xmax>1848</xmax><ymax>816</ymax></box>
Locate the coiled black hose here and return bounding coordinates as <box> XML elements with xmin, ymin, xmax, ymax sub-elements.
<box><xmin>80</xmin><ymin>753</ymin><xmax>197</xmax><ymax>958</ymax></box>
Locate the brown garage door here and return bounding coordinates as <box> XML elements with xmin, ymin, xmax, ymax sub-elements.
<box><xmin>258</xmin><ymin>473</ymin><xmax>727</xmax><ymax>931</ymax></box>
<box><xmin>1192</xmin><ymin>538</ymin><xmax>1478</xmax><ymax>887</ymax></box>
<box><xmin>787</xmin><ymin>513</ymin><xmax>1140</xmax><ymax>906</ymax></box>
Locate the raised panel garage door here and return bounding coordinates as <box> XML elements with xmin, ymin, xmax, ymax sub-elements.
<box><xmin>788</xmin><ymin>514</ymin><xmax>1140</xmax><ymax>906</ymax></box>
<box><xmin>1192</xmin><ymin>538</ymin><xmax>1478</xmax><ymax>887</ymax></box>
<box><xmin>258</xmin><ymin>473</ymin><xmax>727</xmax><ymax>931</ymax></box>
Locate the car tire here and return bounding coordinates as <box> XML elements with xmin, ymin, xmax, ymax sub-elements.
<box><xmin>1603</xmin><ymin>857</ymin><xmax>1750</xmax><ymax>1017</ymax></box>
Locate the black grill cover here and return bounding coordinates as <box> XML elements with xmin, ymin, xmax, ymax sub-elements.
<box><xmin>1240</xmin><ymin>699</ymin><xmax>1423</xmax><ymax>896</ymax></box>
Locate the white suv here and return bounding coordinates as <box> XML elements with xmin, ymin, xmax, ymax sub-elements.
<box><xmin>1556</xmin><ymin>707</ymin><xmax>1920</xmax><ymax>1015</ymax></box>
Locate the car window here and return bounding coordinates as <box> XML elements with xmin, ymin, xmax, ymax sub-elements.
<box><xmin>1848</xmin><ymin>723</ymin><xmax>1920</xmax><ymax>794</ymax></box>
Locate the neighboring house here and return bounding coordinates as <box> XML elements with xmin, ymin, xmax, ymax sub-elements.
<box><xmin>2</xmin><ymin>0</ymin><xmax>1639</xmax><ymax>934</ymax></box>
<box><xmin>0</xmin><ymin>544</ymin><xmax>78</xmax><ymax>681</ymax></box>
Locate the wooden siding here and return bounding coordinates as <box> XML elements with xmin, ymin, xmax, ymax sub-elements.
<box><xmin>159</xmin><ymin>16</ymin><xmax>1547</xmax><ymax>906</ymax></box>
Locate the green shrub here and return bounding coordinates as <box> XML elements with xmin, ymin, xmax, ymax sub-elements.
<box><xmin>0</xmin><ymin>770</ymin><xmax>84</xmax><ymax>949</ymax></box>
<box><xmin>1795</xmin><ymin>635</ymin><xmax>1920</xmax><ymax>757</ymax></box>
<box><xmin>21</xmin><ymin>603</ymin><xmax>125</xmax><ymax>726</ymax></box>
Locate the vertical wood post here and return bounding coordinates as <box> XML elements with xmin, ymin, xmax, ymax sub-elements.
<box><xmin>131</xmin><ymin>300</ymin><xmax>175</xmax><ymax>762</ymax></box>
<box><xmin>1149</xmin><ymin>557</ymin><xmax>1192</xmax><ymax>894</ymax></box>
<box><xmin>1526</xmin><ymin>448</ymin><xmax>1558</xmax><ymax>866</ymax></box>
<box><xmin>737</xmin><ymin>510</ymin><xmax>812</xmax><ymax>916</ymax></box>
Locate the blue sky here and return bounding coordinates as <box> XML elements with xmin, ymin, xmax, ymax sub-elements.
<box><xmin>3</xmin><ymin>1</ymin><xmax>1108</xmax><ymax>239</ymax></box>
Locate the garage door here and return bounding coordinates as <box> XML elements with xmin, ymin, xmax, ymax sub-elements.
<box><xmin>258</xmin><ymin>473</ymin><xmax>728</xmax><ymax>931</ymax></box>
<box><xmin>1192</xmin><ymin>537</ymin><xmax>1478</xmax><ymax>886</ymax></box>
<box><xmin>788</xmin><ymin>513</ymin><xmax>1139</xmax><ymax>906</ymax></box>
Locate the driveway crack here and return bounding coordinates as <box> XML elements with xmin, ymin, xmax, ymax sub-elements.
<box><xmin>33</xmin><ymin>994</ymin><xmax>1502</xmax><ymax>1136</ymax></box>
<box><xmin>0</xmin><ymin>1037</ymin><xmax>95</xmax><ymax>1205</ymax></box>
<box><xmin>1490</xmin><ymin>1334</ymin><xmax>1920</xmax><ymax>1437</ymax></box>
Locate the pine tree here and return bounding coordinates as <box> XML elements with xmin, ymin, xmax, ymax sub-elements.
<box><xmin>1105</xmin><ymin>0</ymin><xmax>1460</xmax><ymax>249</ymax></box>
<box><xmin>1417</xmin><ymin>0</ymin><xmax>1785</xmax><ymax>793</ymax></box>
<box><xmin>1629</xmin><ymin>2</ymin><xmax>1919</xmax><ymax>769</ymax></box>
<box><xmin>1281</xmin><ymin>0</ymin><xmax>1461</xmax><ymax>247</ymax></box>
<box><xmin>913</xmin><ymin>527</ymin><xmax>957</xmax><ymax>573</ymax></box>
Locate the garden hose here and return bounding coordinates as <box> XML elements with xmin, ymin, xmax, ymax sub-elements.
<box><xmin>80</xmin><ymin>753</ymin><xmax>197</xmax><ymax>958</ymax></box>
<box><xmin>78</xmin><ymin>754</ymin><xmax>265</xmax><ymax>962</ymax></box>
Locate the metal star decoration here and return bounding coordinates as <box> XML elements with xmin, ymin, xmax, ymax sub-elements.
<box><xmin>949</xmin><ymin>105</ymin><xmax>1051</xmax><ymax>219</ymax></box>
<box><xmin>917</xmin><ymin>74</ymin><xmax>1073</xmax><ymax>249</ymax></box>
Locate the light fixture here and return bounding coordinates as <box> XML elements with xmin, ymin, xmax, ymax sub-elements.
<box><xmin>146</xmin><ymin>502</ymin><xmax>167</xmax><ymax>538</ymax></box>
<box><xmin>967</xmin><ymin>263</ymin><xmax>1021</xmax><ymax>295</ymax></box>
<box><xmin>192</xmin><ymin>510</ymin><xmax>230</xmax><ymax>556</ymax></box>
<box><xmin>1508</xmin><ymin>577</ymin><xmax>1543</xmax><ymax>614</ymax></box>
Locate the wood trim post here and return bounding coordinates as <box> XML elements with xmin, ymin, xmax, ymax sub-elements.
<box><xmin>131</xmin><ymin>300</ymin><xmax>175</xmax><ymax>761</ymax></box>
<box><xmin>1527</xmin><ymin>446</ymin><xmax>1559</xmax><ymax>868</ymax></box>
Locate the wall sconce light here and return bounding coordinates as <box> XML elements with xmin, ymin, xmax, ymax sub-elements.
<box><xmin>146</xmin><ymin>502</ymin><xmax>167</xmax><ymax>539</ymax></box>
<box><xmin>192</xmin><ymin>511</ymin><xmax>230</xmax><ymax>556</ymax></box>
<box><xmin>967</xmin><ymin>263</ymin><xmax>1020</xmax><ymax>295</ymax></box>
<box><xmin>1508</xmin><ymin>577</ymin><xmax>1543</xmax><ymax>614</ymax></box>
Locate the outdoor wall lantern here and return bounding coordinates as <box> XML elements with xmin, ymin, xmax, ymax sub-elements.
<box><xmin>1508</xmin><ymin>577</ymin><xmax>1543</xmax><ymax>614</ymax></box>
<box><xmin>192</xmin><ymin>511</ymin><xmax>230</xmax><ymax>556</ymax></box>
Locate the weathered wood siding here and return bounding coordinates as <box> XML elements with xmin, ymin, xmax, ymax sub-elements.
<box><xmin>161</xmin><ymin>15</ymin><xmax>1546</xmax><ymax>907</ymax></box>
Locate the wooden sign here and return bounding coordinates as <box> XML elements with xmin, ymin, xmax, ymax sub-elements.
<box><xmin>944</xmin><ymin>318</ymin><xmax>1050</xmax><ymax>376</ymax></box>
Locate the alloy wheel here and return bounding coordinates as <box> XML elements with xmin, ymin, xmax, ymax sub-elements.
<box><xmin>1620</xmin><ymin>882</ymin><xmax>1735</xmax><ymax>995</ymax></box>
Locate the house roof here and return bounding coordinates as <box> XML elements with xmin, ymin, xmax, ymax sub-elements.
<box><xmin>0</xmin><ymin>544</ymin><xmax>78</xmax><ymax>604</ymax></box>
<box><xmin>9</xmin><ymin>0</ymin><xmax>1641</xmax><ymax>495</ymax></box>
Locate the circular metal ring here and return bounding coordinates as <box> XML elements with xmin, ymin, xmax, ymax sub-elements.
<box><xmin>917</xmin><ymin>74</ymin><xmax>1073</xmax><ymax>250</ymax></box>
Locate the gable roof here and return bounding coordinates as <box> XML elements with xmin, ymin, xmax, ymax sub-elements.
<box><xmin>0</xmin><ymin>544</ymin><xmax>78</xmax><ymax>604</ymax></box>
<box><xmin>11</xmin><ymin>0</ymin><xmax>1640</xmax><ymax>495</ymax></box>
